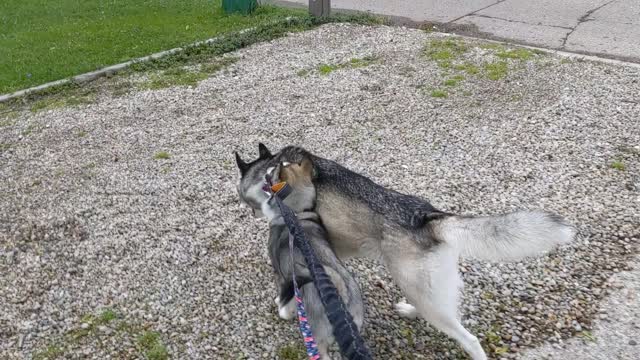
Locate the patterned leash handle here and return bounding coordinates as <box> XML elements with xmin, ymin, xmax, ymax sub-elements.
<box><xmin>268</xmin><ymin>176</ymin><xmax>373</xmax><ymax>360</ymax></box>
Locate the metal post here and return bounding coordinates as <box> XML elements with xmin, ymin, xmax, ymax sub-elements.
<box><xmin>309</xmin><ymin>0</ymin><xmax>330</xmax><ymax>17</ymax></box>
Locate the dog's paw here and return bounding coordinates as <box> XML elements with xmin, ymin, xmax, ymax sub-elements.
<box><xmin>274</xmin><ymin>296</ymin><xmax>280</xmax><ymax>306</ymax></box>
<box><xmin>394</xmin><ymin>302</ymin><xmax>418</xmax><ymax>319</ymax></box>
<box><xmin>278</xmin><ymin>303</ymin><xmax>296</xmax><ymax>320</ymax></box>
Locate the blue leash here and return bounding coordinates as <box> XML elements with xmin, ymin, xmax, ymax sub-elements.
<box><xmin>266</xmin><ymin>175</ymin><xmax>373</xmax><ymax>360</ymax></box>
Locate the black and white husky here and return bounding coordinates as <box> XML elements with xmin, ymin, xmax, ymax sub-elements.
<box><xmin>236</xmin><ymin>144</ymin><xmax>575</xmax><ymax>360</ymax></box>
<box><xmin>244</xmin><ymin>158</ymin><xmax>365</xmax><ymax>359</ymax></box>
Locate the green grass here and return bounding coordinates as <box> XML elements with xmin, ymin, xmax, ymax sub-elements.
<box><xmin>0</xmin><ymin>1</ymin><xmax>306</xmax><ymax>94</ymax></box>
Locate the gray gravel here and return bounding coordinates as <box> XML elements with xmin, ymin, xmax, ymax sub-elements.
<box><xmin>519</xmin><ymin>255</ymin><xmax>640</xmax><ymax>360</ymax></box>
<box><xmin>1</xmin><ymin>24</ymin><xmax>639</xmax><ymax>359</ymax></box>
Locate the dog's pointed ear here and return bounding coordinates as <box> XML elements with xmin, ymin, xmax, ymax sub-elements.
<box><xmin>235</xmin><ymin>152</ymin><xmax>249</xmax><ymax>175</ymax></box>
<box><xmin>258</xmin><ymin>143</ymin><xmax>272</xmax><ymax>159</ymax></box>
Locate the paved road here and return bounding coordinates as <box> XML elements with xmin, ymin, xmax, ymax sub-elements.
<box><xmin>277</xmin><ymin>0</ymin><xmax>640</xmax><ymax>63</ymax></box>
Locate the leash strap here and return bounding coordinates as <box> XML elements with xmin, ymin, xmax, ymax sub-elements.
<box><xmin>289</xmin><ymin>232</ymin><xmax>321</xmax><ymax>360</ymax></box>
<box><xmin>266</xmin><ymin>174</ymin><xmax>373</xmax><ymax>360</ymax></box>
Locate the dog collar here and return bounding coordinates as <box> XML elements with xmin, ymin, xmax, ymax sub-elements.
<box><xmin>262</xmin><ymin>178</ymin><xmax>293</xmax><ymax>201</ymax></box>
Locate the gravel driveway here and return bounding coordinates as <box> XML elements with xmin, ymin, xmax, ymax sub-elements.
<box><xmin>1</xmin><ymin>24</ymin><xmax>638</xmax><ymax>359</ymax></box>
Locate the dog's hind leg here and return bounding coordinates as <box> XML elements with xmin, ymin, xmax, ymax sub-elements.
<box><xmin>384</xmin><ymin>241</ymin><xmax>487</xmax><ymax>360</ymax></box>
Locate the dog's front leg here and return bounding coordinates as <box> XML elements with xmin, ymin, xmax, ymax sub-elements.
<box><xmin>275</xmin><ymin>296</ymin><xmax>296</xmax><ymax>320</ymax></box>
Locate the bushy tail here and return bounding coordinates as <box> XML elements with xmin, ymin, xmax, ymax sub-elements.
<box><xmin>433</xmin><ymin>210</ymin><xmax>576</xmax><ymax>261</ymax></box>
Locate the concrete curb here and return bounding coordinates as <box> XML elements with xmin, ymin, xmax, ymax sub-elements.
<box><xmin>0</xmin><ymin>16</ymin><xmax>300</xmax><ymax>104</ymax></box>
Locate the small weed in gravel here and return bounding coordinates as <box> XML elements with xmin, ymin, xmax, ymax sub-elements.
<box><xmin>33</xmin><ymin>344</ymin><xmax>63</xmax><ymax>360</ymax></box>
<box><xmin>277</xmin><ymin>343</ymin><xmax>306</xmax><ymax>359</ymax></box>
<box><xmin>200</xmin><ymin>57</ymin><xmax>237</xmax><ymax>74</ymax></box>
<box><xmin>400</xmin><ymin>327</ymin><xmax>416</xmax><ymax>347</ymax></box>
<box><xmin>443</xmin><ymin>79</ymin><xmax>458</xmax><ymax>86</ymax></box>
<box><xmin>443</xmin><ymin>74</ymin><xmax>465</xmax><ymax>87</ymax></box>
<box><xmin>0</xmin><ymin>115</ymin><xmax>16</xmax><ymax>126</ymax></box>
<box><xmin>0</xmin><ymin>143</ymin><xmax>12</xmax><ymax>152</ymax></box>
<box><xmin>424</xmin><ymin>37</ymin><xmax>468</xmax><ymax>68</ymax></box>
<box><xmin>140</xmin><ymin>57</ymin><xmax>236</xmax><ymax>89</ymax></box>
<box><xmin>348</xmin><ymin>56</ymin><xmax>377</xmax><ymax>68</ymax></box>
<box><xmin>496</xmin><ymin>48</ymin><xmax>536</xmax><ymax>61</ymax></box>
<box><xmin>141</xmin><ymin>67</ymin><xmax>208</xmax><ymax>89</ymax></box>
<box><xmin>154</xmin><ymin>151</ymin><xmax>171</xmax><ymax>160</ymax></box>
<box><xmin>22</xmin><ymin>124</ymin><xmax>38</xmax><ymax>136</ymax></box>
<box><xmin>318</xmin><ymin>63</ymin><xmax>339</xmax><ymax>75</ymax></box>
<box><xmin>147</xmin><ymin>343</ymin><xmax>170</xmax><ymax>360</ymax></box>
<box><xmin>430</xmin><ymin>89</ymin><xmax>448</xmax><ymax>98</ymax></box>
<box><xmin>610</xmin><ymin>160</ymin><xmax>625</xmax><ymax>171</ymax></box>
<box><xmin>317</xmin><ymin>56</ymin><xmax>377</xmax><ymax>75</ymax></box>
<box><xmin>579</xmin><ymin>330</ymin><xmax>597</xmax><ymax>342</ymax></box>
<box><xmin>98</xmin><ymin>308</ymin><xmax>117</xmax><ymax>324</ymax></box>
<box><xmin>483</xmin><ymin>61</ymin><xmax>509</xmax><ymax>80</ymax></box>
<box><xmin>111</xmin><ymin>81</ymin><xmax>134</xmax><ymax>97</ymax></box>
<box><xmin>296</xmin><ymin>69</ymin><xmax>310</xmax><ymax>77</ymax></box>
<box><xmin>454</xmin><ymin>62</ymin><xmax>479</xmax><ymax>75</ymax></box>
<box><xmin>138</xmin><ymin>331</ymin><xmax>169</xmax><ymax>360</ymax></box>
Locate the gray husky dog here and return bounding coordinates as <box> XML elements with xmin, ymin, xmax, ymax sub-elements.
<box><xmin>235</xmin><ymin>144</ymin><xmax>575</xmax><ymax>360</ymax></box>
<box><xmin>250</xmin><ymin>158</ymin><xmax>365</xmax><ymax>359</ymax></box>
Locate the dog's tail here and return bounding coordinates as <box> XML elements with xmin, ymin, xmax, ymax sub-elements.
<box><xmin>433</xmin><ymin>210</ymin><xmax>576</xmax><ymax>261</ymax></box>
